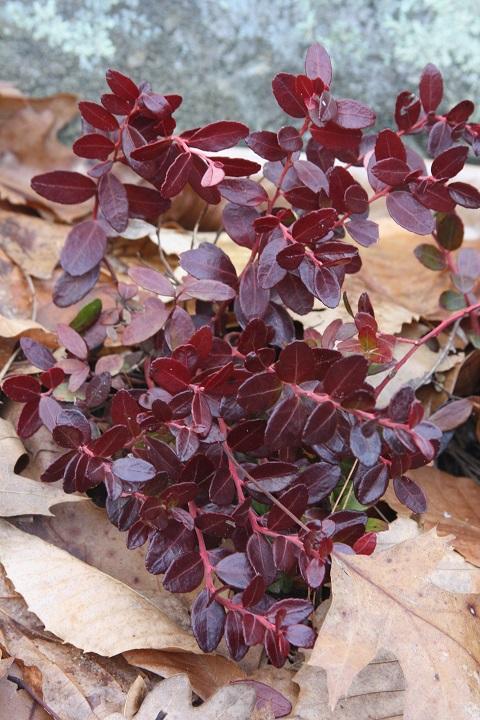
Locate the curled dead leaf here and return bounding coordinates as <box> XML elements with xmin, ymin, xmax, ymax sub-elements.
<box><xmin>310</xmin><ymin>530</ymin><xmax>480</xmax><ymax>720</ymax></box>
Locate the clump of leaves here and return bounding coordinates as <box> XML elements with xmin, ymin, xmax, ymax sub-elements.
<box><xmin>3</xmin><ymin>44</ymin><xmax>479</xmax><ymax>667</ymax></box>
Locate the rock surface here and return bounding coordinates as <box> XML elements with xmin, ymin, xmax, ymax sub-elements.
<box><xmin>0</xmin><ymin>0</ymin><xmax>478</xmax><ymax>132</ymax></box>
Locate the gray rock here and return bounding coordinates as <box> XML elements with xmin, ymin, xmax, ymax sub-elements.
<box><xmin>0</xmin><ymin>0</ymin><xmax>478</xmax><ymax>133</ymax></box>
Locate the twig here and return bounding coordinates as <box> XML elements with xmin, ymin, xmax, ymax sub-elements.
<box><xmin>157</xmin><ymin>227</ymin><xmax>180</xmax><ymax>285</ymax></box>
<box><xmin>413</xmin><ymin>318</ymin><xmax>461</xmax><ymax>390</ymax></box>
<box><xmin>191</xmin><ymin>202</ymin><xmax>208</xmax><ymax>249</ymax></box>
<box><xmin>332</xmin><ymin>460</ymin><xmax>358</xmax><ymax>512</ymax></box>
<box><xmin>7</xmin><ymin>675</ymin><xmax>62</xmax><ymax>720</ymax></box>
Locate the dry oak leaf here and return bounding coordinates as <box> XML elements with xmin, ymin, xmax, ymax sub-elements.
<box><xmin>123</xmin><ymin>648</ymin><xmax>245</xmax><ymax>701</ymax></box>
<box><xmin>292</xmin><ymin>652</ymin><xmax>404</xmax><ymax>720</ymax></box>
<box><xmin>0</xmin><ymin>616</ymin><xmax>131</xmax><ymax>720</ymax></box>
<box><xmin>0</xmin><ymin>520</ymin><xmax>199</xmax><ymax>656</ymax></box>
<box><xmin>309</xmin><ymin>530</ymin><xmax>480</xmax><ymax>720</ymax></box>
<box><xmin>0</xmin><ymin>209</ymin><xmax>67</xmax><ymax>280</ymax></box>
<box><xmin>105</xmin><ymin>674</ymin><xmax>256</xmax><ymax>720</ymax></box>
<box><xmin>0</xmin><ymin>86</ymin><xmax>90</xmax><ymax>223</ymax></box>
<box><xmin>376</xmin><ymin>518</ymin><xmax>480</xmax><ymax>594</ymax></box>
<box><xmin>0</xmin><ymin>418</ymin><xmax>87</xmax><ymax>517</ymax></box>
<box><xmin>385</xmin><ymin>466</ymin><xmax>480</xmax><ymax>567</ymax></box>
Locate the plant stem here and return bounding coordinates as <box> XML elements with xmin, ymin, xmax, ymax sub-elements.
<box><xmin>375</xmin><ymin>300</ymin><xmax>480</xmax><ymax>396</ymax></box>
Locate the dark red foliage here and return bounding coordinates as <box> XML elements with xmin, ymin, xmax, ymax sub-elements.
<box><xmin>3</xmin><ymin>42</ymin><xmax>478</xmax><ymax>665</ymax></box>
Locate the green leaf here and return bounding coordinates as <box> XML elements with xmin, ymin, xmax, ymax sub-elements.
<box><xmin>439</xmin><ymin>290</ymin><xmax>466</xmax><ymax>310</ymax></box>
<box><xmin>436</xmin><ymin>213</ymin><xmax>464</xmax><ymax>251</ymax></box>
<box><xmin>366</xmin><ymin>517</ymin><xmax>387</xmax><ymax>533</ymax></box>
<box><xmin>70</xmin><ymin>298</ymin><xmax>102</xmax><ymax>333</ymax></box>
<box><xmin>413</xmin><ymin>243</ymin><xmax>446</xmax><ymax>271</ymax></box>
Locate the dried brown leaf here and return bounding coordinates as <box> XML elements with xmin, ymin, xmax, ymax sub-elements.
<box><xmin>310</xmin><ymin>530</ymin><xmax>480</xmax><ymax>720</ymax></box>
<box><xmin>123</xmin><ymin>649</ymin><xmax>245</xmax><ymax>701</ymax></box>
<box><xmin>385</xmin><ymin>466</ymin><xmax>480</xmax><ymax>566</ymax></box>
<box><xmin>0</xmin><ymin>209</ymin><xmax>67</xmax><ymax>280</ymax></box>
<box><xmin>106</xmin><ymin>674</ymin><xmax>255</xmax><ymax>720</ymax></box>
<box><xmin>0</xmin><ymin>418</ymin><xmax>87</xmax><ymax>517</ymax></box>
<box><xmin>0</xmin><ymin>520</ymin><xmax>200</xmax><ymax>656</ymax></box>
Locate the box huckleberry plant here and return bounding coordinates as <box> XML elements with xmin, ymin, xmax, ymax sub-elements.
<box><xmin>3</xmin><ymin>43</ymin><xmax>479</xmax><ymax>666</ymax></box>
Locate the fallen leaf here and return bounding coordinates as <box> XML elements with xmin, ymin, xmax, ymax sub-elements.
<box><xmin>376</xmin><ymin>518</ymin><xmax>480</xmax><ymax>594</ymax></box>
<box><xmin>309</xmin><ymin>530</ymin><xmax>480</xmax><ymax>720</ymax></box>
<box><xmin>0</xmin><ymin>520</ymin><xmax>200</xmax><ymax>656</ymax></box>
<box><xmin>0</xmin><ymin>418</ymin><xmax>87</xmax><ymax>517</ymax></box>
<box><xmin>123</xmin><ymin>649</ymin><xmax>245</xmax><ymax>701</ymax></box>
<box><xmin>293</xmin><ymin>652</ymin><xmax>404</xmax><ymax>720</ymax></box>
<box><xmin>385</xmin><ymin>466</ymin><xmax>480</xmax><ymax>566</ymax></box>
<box><xmin>17</xmin><ymin>502</ymin><xmax>192</xmax><ymax>623</ymax></box>
<box><xmin>0</xmin><ymin>616</ymin><xmax>129</xmax><ymax>720</ymax></box>
<box><xmin>0</xmin><ymin>671</ymin><xmax>50</xmax><ymax>720</ymax></box>
<box><xmin>107</xmin><ymin>674</ymin><xmax>256</xmax><ymax>720</ymax></box>
<box><xmin>0</xmin><ymin>86</ymin><xmax>90</xmax><ymax>223</ymax></box>
<box><xmin>0</xmin><ymin>209</ymin><xmax>67</xmax><ymax>279</ymax></box>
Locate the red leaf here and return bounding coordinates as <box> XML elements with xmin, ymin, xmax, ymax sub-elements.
<box><xmin>57</xmin><ymin>324</ymin><xmax>88</xmax><ymax>359</ymax></box>
<box><xmin>101</xmin><ymin>93</ymin><xmax>132</xmax><ymax>115</ymax></box>
<box><xmin>222</xmin><ymin>204</ymin><xmax>258</xmax><ymax>249</ymax></box>
<box><xmin>246</xmin><ymin>131</ymin><xmax>286</xmax><ymax>161</ymax></box>
<box><xmin>151</xmin><ymin>357</ymin><xmax>191</xmax><ymax>394</ymax></box>
<box><xmin>393</xmin><ymin>475</ymin><xmax>427</xmax><ymax>513</ymax></box>
<box><xmin>267</xmin><ymin>484</ymin><xmax>308</xmax><ymax>531</ymax></box>
<box><xmin>375</xmin><ymin>129</ymin><xmax>407</xmax><ymax>162</ymax></box>
<box><xmin>53</xmin><ymin>267</ymin><xmax>100</xmax><ymax>308</ymax></box>
<box><xmin>345</xmin><ymin>219</ymin><xmax>379</xmax><ymax>247</ymax></box>
<box><xmin>201</xmin><ymin>163</ymin><xmax>225</xmax><ymax>187</ymax></box>
<box><xmin>163</xmin><ymin>551</ymin><xmax>204</xmax><ymax>593</ymax></box>
<box><xmin>419</xmin><ymin>63</ymin><xmax>443</xmax><ymax>112</ymax></box>
<box><xmin>323</xmin><ymin>354</ymin><xmax>368</xmax><ymax>398</ymax></box>
<box><xmin>123</xmin><ymin>297</ymin><xmax>169</xmax><ymax>345</ymax></box>
<box><xmin>191</xmin><ymin>589</ymin><xmax>225</xmax><ymax>653</ymax></box>
<box><xmin>188</xmin><ymin>121</ymin><xmax>249</xmax><ymax>151</ymax></box>
<box><xmin>105</xmin><ymin>68</ymin><xmax>139</xmax><ymax>101</ymax></box>
<box><xmin>219</xmin><ymin>178</ymin><xmax>268</xmax><ymax>207</ymax></box>
<box><xmin>293</xmin><ymin>159</ymin><xmax>328</xmax><ymax>193</ymax></box>
<box><xmin>60</xmin><ymin>220</ymin><xmax>107</xmax><ymax>276</ymax></box>
<box><xmin>386</xmin><ymin>191</ymin><xmax>435</xmax><ymax>235</ymax></box>
<box><xmin>110</xmin><ymin>388</ymin><xmax>141</xmax><ymax>437</ymax></box>
<box><xmin>141</xmin><ymin>93</ymin><xmax>171</xmax><ymax>116</ymax></box>
<box><xmin>212</xmin><ymin>156</ymin><xmax>261</xmax><ymax>177</ymax></box>
<box><xmin>20</xmin><ymin>338</ymin><xmax>55</xmax><ymax>371</ymax></box>
<box><xmin>98</xmin><ymin>173</ymin><xmax>129</xmax><ymax>232</ymax></box>
<box><xmin>277</xmin><ymin>125</ymin><xmax>303</xmax><ymax>152</ymax></box>
<box><xmin>124</xmin><ymin>184</ymin><xmax>170</xmax><ymax>219</ymax></box>
<box><xmin>215</xmin><ymin>552</ymin><xmax>254</xmax><ymax>589</ymax></box>
<box><xmin>335</xmin><ymin>99</ymin><xmax>376</xmax><ymax>129</ymax></box>
<box><xmin>247</xmin><ymin>534</ymin><xmax>276</xmax><ymax>585</ymax></box>
<box><xmin>31</xmin><ymin>171</ymin><xmax>96</xmax><ymax>205</ymax></box>
<box><xmin>303</xmin><ymin>401</ymin><xmax>337</xmax><ymax>444</ymax></box>
<box><xmin>431</xmin><ymin>146</ymin><xmax>469</xmax><ymax>180</ymax></box>
<box><xmin>237</xmin><ymin>372</ymin><xmax>282</xmax><ymax>414</ymax></box>
<box><xmin>2</xmin><ymin>375</ymin><xmax>41</xmax><ymax>402</ymax></box>
<box><xmin>291</xmin><ymin>208</ymin><xmax>337</xmax><ymax>243</ymax></box>
<box><xmin>78</xmin><ymin>101</ymin><xmax>119</xmax><ymax>131</ymax></box>
<box><xmin>448</xmin><ymin>182</ymin><xmax>480</xmax><ymax>209</ymax></box>
<box><xmin>275</xmin><ymin>341</ymin><xmax>315</xmax><ymax>384</ymax></box>
<box><xmin>128</xmin><ymin>266</ymin><xmax>175</xmax><ymax>296</ymax></box>
<box><xmin>17</xmin><ymin>400</ymin><xmax>42</xmax><ymax>438</ymax></box>
<box><xmin>182</xmin><ymin>278</ymin><xmax>236</xmax><ymax>302</ymax></box>
<box><xmin>304</xmin><ymin>43</ymin><xmax>332</xmax><ymax>85</ymax></box>
<box><xmin>310</xmin><ymin>123</ymin><xmax>361</xmax><ymax>153</ymax></box>
<box><xmin>112</xmin><ymin>456</ymin><xmax>156</xmax><ymax>483</ymax></box>
<box><xmin>371</xmin><ymin>158</ymin><xmax>411</xmax><ymax>186</ymax></box>
<box><xmin>239</xmin><ymin>262</ymin><xmax>270</xmax><ymax>319</ymax></box>
<box><xmin>161</xmin><ymin>151</ymin><xmax>193</xmax><ymax>198</ymax></box>
<box><xmin>354</xmin><ymin>463</ymin><xmax>389</xmax><ymax>505</ymax></box>
<box><xmin>272</xmin><ymin>73</ymin><xmax>306</xmax><ymax>118</ymax></box>
<box><xmin>87</xmin><ymin>424</ymin><xmax>129</xmax><ymax>456</ymax></box>
<box><xmin>73</xmin><ymin>133</ymin><xmax>115</xmax><ymax>160</ymax></box>
<box><xmin>181</xmin><ymin>242</ymin><xmax>238</xmax><ymax>287</ymax></box>
<box><xmin>265</xmin><ymin>395</ymin><xmax>306</xmax><ymax>450</ymax></box>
